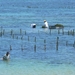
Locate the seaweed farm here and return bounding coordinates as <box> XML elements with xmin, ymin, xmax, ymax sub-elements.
<box><xmin>0</xmin><ymin>0</ymin><xmax>75</xmax><ymax>75</ymax></box>
<box><xmin>0</xmin><ymin>26</ymin><xmax>75</xmax><ymax>51</ymax></box>
<box><xmin>0</xmin><ymin>25</ymin><xmax>75</xmax><ymax>75</ymax></box>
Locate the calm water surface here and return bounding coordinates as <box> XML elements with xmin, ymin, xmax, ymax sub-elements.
<box><xmin>0</xmin><ymin>0</ymin><xmax>75</xmax><ymax>75</ymax></box>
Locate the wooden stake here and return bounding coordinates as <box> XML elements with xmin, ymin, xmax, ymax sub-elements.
<box><xmin>34</xmin><ymin>45</ymin><xmax>36</xmax><ymax>52</ymax></box>
<box><xmin>10</xmin><ymin>45</ymin><xmax>12</xmax><ymax>50</ymax></box>
<box><xmin>56</xmin><ymin>37</ymin><xmax>59</xmax><ymax>50</ymax></box>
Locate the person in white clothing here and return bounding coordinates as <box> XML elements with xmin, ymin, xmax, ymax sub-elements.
<box><xmin>42</xmin><ymin>20</ymin><xmax>49</xmax><ymax>28</ymax></box>
<box><xmin>3</xmin><ymin>52</ymin><xmax>10</xmax><ymax>60</ymax></box>
<box><xmin>31</xmin><ymin>23</ymin><xmax>36</xmax><ymax>28</ymax></box>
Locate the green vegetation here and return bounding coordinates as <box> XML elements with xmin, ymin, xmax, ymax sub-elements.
<box><xmin>54</xmin><ymin>24</ymin><xmax>64</xmax><ymax>28</ymax></box>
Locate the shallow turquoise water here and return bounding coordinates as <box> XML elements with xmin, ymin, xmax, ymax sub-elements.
<box><xmin>0</xmin><ymin>59</ymin><xmax>75</xmax><ymax>75</ymax></box>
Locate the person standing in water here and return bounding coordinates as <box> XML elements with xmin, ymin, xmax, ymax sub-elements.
<box><xmin>3</xmin><ymin>52</ymin><xmax>10</xmax><ymax>60</ymax></box>
<box><xmin>31</xmin><ymin>23</ymin><xmax>36</xmax><ymax>28</ymax></box>
<box><xmin>42</xmin><ymin>20</ymin><xmax>49</xmax><ymax>28</ymax></box>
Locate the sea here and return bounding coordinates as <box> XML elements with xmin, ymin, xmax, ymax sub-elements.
<box><xmin>0</xmin><ymin>0</ymin><xmax>75</xmax><ymax>75</ymax></box>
